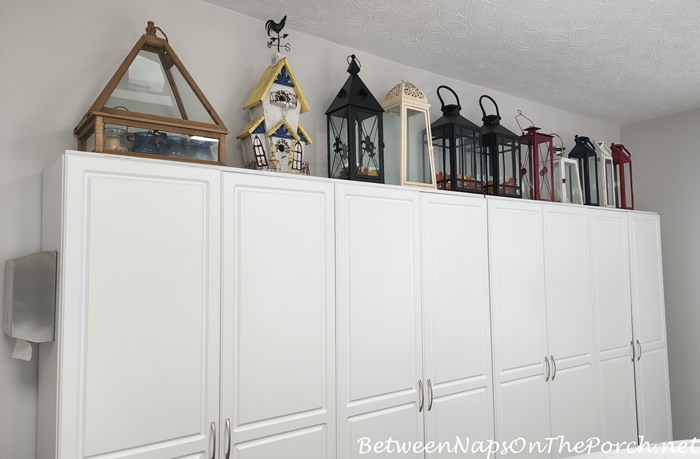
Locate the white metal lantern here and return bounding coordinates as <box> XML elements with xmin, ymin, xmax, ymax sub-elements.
<box><xmin>381</xmin><ymin>81</ymin><xmax>436</xmax><ymax>188</ymax></box>
<box><xmin>593</xmin><ymin>140</ymin><xmax>616</xmax><ymax>208</ymax></box>
<box><xmin>554</xmin><ymin>157</ymin><xmax>584</xmax><ymax>204</ymax></box>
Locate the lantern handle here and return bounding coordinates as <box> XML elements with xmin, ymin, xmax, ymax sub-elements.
<box><xmin>549</xmin><ymin>133</ymin><xmax>565</xmax><ymax>153</ymax></box>
<box><xmin>515</xmin><ymin>109</ymin><xmax>536</xmax><ymax>133</ymax></box>
<box><xmin>479</xmin><ymin>95</ymin><xmax>500</xmax><ymax>119</ymax></box>
<box><xmin>347</xmin><ymin>54</ymin><xmax>361</xmax><ymax>69</ymax></box>
<box><xmin>437</xmin><ymin>85</ymin><xmax>461</xmax><ymax>111</ymax></box>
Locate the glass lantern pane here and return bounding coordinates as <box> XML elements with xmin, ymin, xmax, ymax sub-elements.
<box><xmin>329</xmin><ymin>114</ymin><xmax>349</xmax><ymax>179</ymax></box>
<box><xmin>106</xmin><ymin>50</ymin><xmax>216</xmax><ymax>124</ymax></box>
<box><xmin>120</xmin><ymin>126</ymin><xmax>219</xmax><ymax>161</ymax></box>
<box><xmin>456</xmin><ymin>130</ymin><xmax>481</xmax><ymax>192</ymax></box>
<box><xmin>405</xmin><ymin>108</ymin><xmax>432</xmax><ymax>185</ymax></box>
<box><xmin>554</xmin><ymin>159</ymin><xmax>563</xmax><ymax>202</ymax></box>
<box><xmin>587</xmin><ymin>156</ymin><xmax>600</xmax><ymax>205</ymax></box>
<box><xmin>538</xmin><ymin>140</ymin><xmax>553</xmax><ymax>201</ymax></box>
<box><xmin>624</xmin><ymin>164</ymin><xmax>633</xmax><ymax>207</ymax></box>
<box><xmin>432</xmin><ymin>132</ymin><xmax>450</xmax><ymax>190</ymax></box>
<box><xmin>383</xmin><ymin>107</ymin><xmax>401</xmax><ymax>185</ymax></box>
<box><xmin>565</xmin><ymin>161</ymin><xmax>583</xmax><ymax>204</ymax></box>
<box><xmin>355</xmin><ymin>111</ymin><xmax>381</xmax><ymax>178</ymax></box>
<box><xmin>499</xmin><ymin>140</ymin><xmax>518</xmax><ymax>196</ymax></box>
<box><xmin>605</xmin><ymin>158</ymin><xmax>615</xmax><ymax>206</ymax></box>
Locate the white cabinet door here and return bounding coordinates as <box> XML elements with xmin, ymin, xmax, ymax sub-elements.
<box><xmin>628</xmin><ymin>213</ymin><xmax>673</xmax><ymax>443</ymax></box>
<box><xmin>221</xmin><ymin>172</ymin><xmax>336</xmax><ymax>459</ymax></box>
<box><xmin>543</xmin><ymin>205</ymin><xmax>598</xmax><ymax>457</ymax></box>
<box><xmin>336</xmin><ymin>183</ymin><xmax>423</xmax><ymax>459</ymax></box>
<box><xmin>420</xmin><ymin>193</ymin><xmax>493</xmax><ymax>459</ymax></box>
<box><xmin>488</xmin><ymin>198</ymin><xmax>550</xmax><ymax>458</ymax></box>
<box><xmin>40</xmin><ymin>153</ymin><xmax>221</xmax><ymax>459</ymax></box>
<box><xmin>588</xmin><ymin>209</ymin><xmax>637</xmax><ymax>444</ymax></box>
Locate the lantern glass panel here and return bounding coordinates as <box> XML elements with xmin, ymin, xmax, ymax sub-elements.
<box><xmin>604</xmin><ymin>158</ymin><xmax>615</xmax><ymax>207</ymax></box>
<box><xmin>406</xmin><ymin>108</ymin><xmax>432</xmax><ymax>185</ymax></box>
<box><xmin>619</xmin><ymin>163</ymin><xmax>633</xmax><ymax>208</ymax></box>
<box><xmin>456</xmin><ymin>126</ymin><xmax>481</xmax><ymax>191</ymax></box>
<box><xmin>587</xmin><ymin>155</ymin><xmax>600</xmax><ymax>206</ymax></box>
<box><xmin>355</xmin><ymin>110</ymin><xmax>381</xmax><ymax>178</ymax></box>
<box><xmin>329</xmin><ymin>112</ymin><xmax>349</xmax><ymax>179</ymax></box>
<box><xmin>432</xmin><ymin>127</ymin><xmax>450</xmax><ymax>189</ymax></box>
<box><xmin>499</xmin><ymin>137</ymin><xmax>520</xmax><ymax>197</ymax></box>
<box><xmin>106</xmin><ymin>50</ymin><xmax>216</xmax><ymax>124</ymax></box>
<box><xmin>538</xmin><ymin>140</ymin><xmax>553</xmax><ymax>201</ymax></box>
<box><xmin>565</xmin><ymin>160</ymin><xmax>583</xmax><ymax>204</ymax></box>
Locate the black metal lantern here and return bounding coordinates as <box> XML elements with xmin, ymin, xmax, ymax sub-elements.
<box><xmin>431</xmin><ymin>86</ymin><xmax>484</xmax><ymax>193</ymax></box>
<box><xmin>326</xmin><ymin>54</ymin><xmax>384</xmax><ymax>182</ymax></box>
<box><xmin>568</xmin><ymin>135</ymin><xmax>600</xmax><ymax>206</ymax></box>
<box><xmin>479</xmin><ymin>95</ymin><xmax>521</xmax><ymax>197</ymax></box>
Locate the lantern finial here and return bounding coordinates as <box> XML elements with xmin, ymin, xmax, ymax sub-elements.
<box><xmin>479</xmin><ymin>95</ymin><xmax>501</xmax><ymax>126</ymax></box>
<box><xmin>347</xmin><ymin>55</ymin><xmax>361</xmax><ymax>75</ymax></box>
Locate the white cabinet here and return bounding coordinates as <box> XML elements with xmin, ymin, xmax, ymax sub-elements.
<box><xmin>420</xmin><ymin>192</ymin><xmax>494</xmax><ymax>458</ymax></box>
<box><xmin>489</xmin><ymin>199</ymin><xmax>597</xmax><ymax>458</ymax></box>
<box><xmin>488</xmin><ymin>198</ymin><xmax>549</xmax><ymax>458</ymax></box>
<box><xmin>336</xmin><ymin>185</ymin><xmax>494</xmax><ymax>458</ymax></box>
<box><xmin>628</xmin><ymin>213</ymin><xmax>673</xmax><ymax>443</ymax></box>
<box><xmin>542</xmin><ymin>205</ymin><xmax>598</xmax><ymax>456</ymax></box>
<box><xmin>336</xmin><ymin>183</ymin><xmax>424</xmax><ymax>459</ymax></box>
<box><xmin>588</xmin><ymin>209</ymin><xmax>638</xmax><ymax>445</ymax></box>
<box><xmin>221</xmin><ymin>172</ymin><xmax>336</xmax><ymax>459</ymax></box>
<box><xmin>39</xmin><ymin>152</ymin><xmax>221</xmax><ymax>459</ymax></box>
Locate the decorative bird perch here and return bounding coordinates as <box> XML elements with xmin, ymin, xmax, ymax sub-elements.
<box><xmin>266</xmin><ymin>15</ymin><xmax>290</xmax><ymax>52</ymax></box>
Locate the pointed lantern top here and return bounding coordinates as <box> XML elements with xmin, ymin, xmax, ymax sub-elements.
<box><xmin>326</xmin><ymin>55</ymin><xmax>383</xmax><ymax>115</ymax></box>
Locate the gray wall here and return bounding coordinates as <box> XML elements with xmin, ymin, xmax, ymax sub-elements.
<box><xmin>622</xmin><ymin>109</ymin><xmax>700</xmax><ymax>440</ymax></box>
<box><xmin>0</xmin><ymin>0</ymin><xmax>621</xmax><ymax>457</ymax></box>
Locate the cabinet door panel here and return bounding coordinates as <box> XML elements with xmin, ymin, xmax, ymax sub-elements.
<box><xmin>543</xmin><ymin>206</ymin><xmax>592</xmax><ymax>361</ymax></box>
<box><xmin>629</xmin><ymin>214</ymin><xmax>672</xmax><ymax>442</ymax></box>
<box><xmin>57</xmin><ymin>155</ymin><xmax>220</xmax><ymax>459</ymax></box>
<box><xmin>336</xmin><ymin>183</ymin><xmax>423</xmax><ymax>459</ymax></box>
<box><xmin>499</xmin><ymin>375</ymin><xmax>551</xmax><ymax>459</ymax></box>
<box><xmin>589</xmin><ymin>211</ymin><xmax>633</xmax><ymax>355</ymax></box>
<box><xmin>548</xmin><ymin>364</ymin><xmax>596</xmax><ymax>458</ymax></box>
<box><xmin>589</xmin><ymin>210</ymin><xmax>637</xmax><ymax>444</ymax></box>
<box><xmin>221</xmin><ymin>173</ymin><xmax>335</xmax><ymax>454</ymax></box>
<box><xmin>232</xmin><ymin>425</ymin><xmax>327</xmax><ymax>459</ymax></box>
<box><xmin>488</xmin><ymin>199</ymin><xmax>549</xmax><ymax>451</ymax></box>
<box><xmin>421</xmin><ymin>193</ymin><xmax>493</xmax><ymax>456</ymax></box>
<box><xmin>599</xmin><ymin>356</ymin><xmax>638</xmax><ymax>444</ymax></box>
<box><xmin>427</xmin><ymin>388</ymin><xmax>491</xmax><ymax>459</ymax></box>
<box><xmin>347</xmin><ymin>404</ymin><xmax>422</xmax><ymax>459</ymax></box>
<box><xmin>489</xmin><ymin>199</ymin><xmax>547</xmax><ymax>373</ymax></box>
<box><xmin>635</xmin><ymin>347</ymin><xmax>672</xmax><ymax>443</ymax></box>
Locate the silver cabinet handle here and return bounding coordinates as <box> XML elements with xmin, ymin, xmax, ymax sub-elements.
<box><xmin>545</xmin><ymin>356</ymin><xmax>551</xmax><ymax>382</ymax></box>
<box><xmin>427</xmin><ymin>379</ymin><xmax>434</xmax><ymax>412</ymax></box>
<box><xmin>631</xmin><ymin>340</ymin><xmax>636</xmax><ymax>362</ymax></box>
<box><xmin>225</xmin><ymin>418</ymin><xmax>231</xmax><ymax>459</ymax></box>
<box><xmin>636</xmin><ymin>340</ymin><xmax>642</xmax><ymax>361</ymax></box>
<box><xmin>210</xmin><ymin>421</ymin><xmax>217</xmax><ymax>459</ymax></box>
<box><xmin>418</xmin><ymin>380</ymin><xmax>424</xmax><ymax>412</ymax></box>
<box><xmin>550</xmin><ymin>355</ymin><xmax>557</xmax><ymax>381</ymax></box>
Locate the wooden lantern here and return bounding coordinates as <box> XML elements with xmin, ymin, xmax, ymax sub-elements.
<box><xmin>74</xmin><ymin>21</ymin><xmax>228</xmax><ymax>164</ymax></box>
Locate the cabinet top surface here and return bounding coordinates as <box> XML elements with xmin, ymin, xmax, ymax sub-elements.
<box><xmin>60</xmin><ymin>150</ymin><xmax>657</xmax><ymax>215</ymax></box>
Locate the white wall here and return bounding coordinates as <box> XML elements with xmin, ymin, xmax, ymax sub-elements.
<box><xmin>0</xmin><ymin>0</ymin><xmax>620</xmax><ymax>457</ymax></box>
<box><xmin>622</xmin><ymin>110</ymin><xmax>700</xmax><ymax>440</ymax></box>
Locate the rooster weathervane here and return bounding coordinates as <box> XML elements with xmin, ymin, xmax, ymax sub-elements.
<box><xmin>266</xmin><ymin>15</ymin><xmax>291</xmax><ymax>52</ymax></box>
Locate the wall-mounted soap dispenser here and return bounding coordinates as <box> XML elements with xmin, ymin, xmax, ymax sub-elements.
<box><xmin>3</xmin><ymin>251</ymin><xmax>57</xmax><ymax>344</ymax></box>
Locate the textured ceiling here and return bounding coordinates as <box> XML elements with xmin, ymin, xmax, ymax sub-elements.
<box><xmin>203</xmin><ymin>0</ymin><xmax>700</xmax><ymax>125</ymax></box>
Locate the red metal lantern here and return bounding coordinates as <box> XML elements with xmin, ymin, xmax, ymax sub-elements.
<box><xmin>610</xmin><ymin>143</ymin><xmax>634</xmax><ymax>210</ymax></box>
<box><xmin>516</xmin><ymin>111</ymin><xmax>554</xmax><ymax>201</ymax></box>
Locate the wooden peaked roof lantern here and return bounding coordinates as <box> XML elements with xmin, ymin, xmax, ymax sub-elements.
<box><xmin>74</xmin><ymin>21</ymin><xmax>228</xmax><ymax>164</ymax></box>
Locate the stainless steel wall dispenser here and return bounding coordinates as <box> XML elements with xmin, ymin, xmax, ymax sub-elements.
<box><xmin>3</xmin><ymin>251</ymin><xmax>57</xmax><ymax>343</ymax></box>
